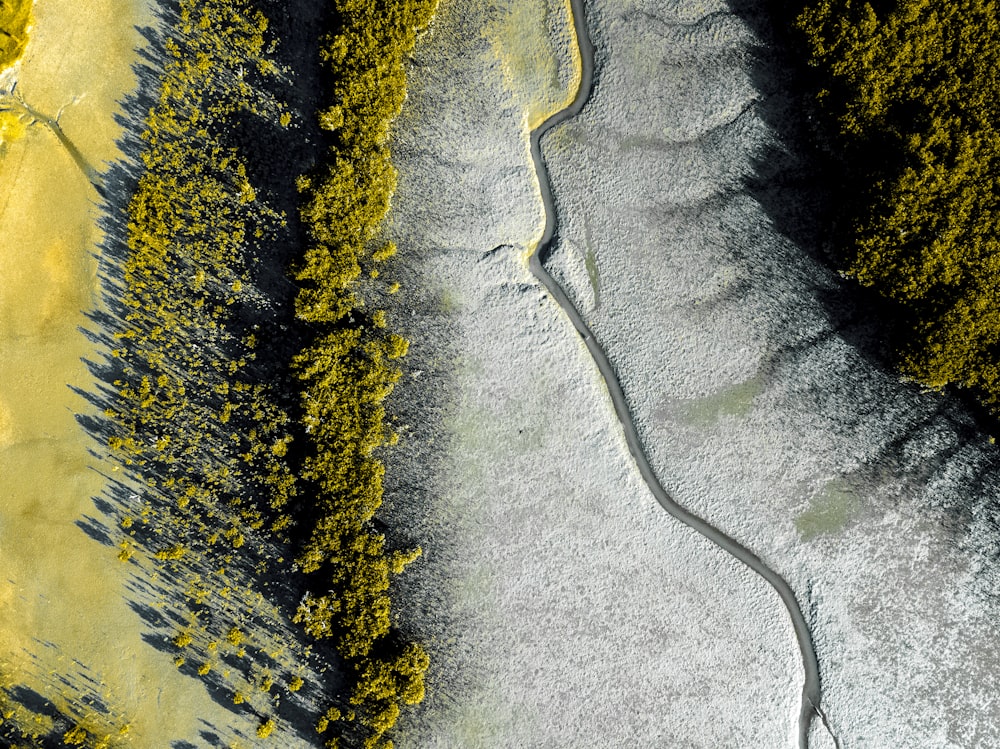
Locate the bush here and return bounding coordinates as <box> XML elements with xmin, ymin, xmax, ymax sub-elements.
<box><xmin>0</xmin><ymin>0</ymin><xmax>30</xmax><ymax>71</ymax></box>
<box><xmin>87</xmin><ymin>0</ymin><xmax>436</xmax><ymax>744</ymax></box>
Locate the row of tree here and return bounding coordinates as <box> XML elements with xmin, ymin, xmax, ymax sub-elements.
<box><xmin>288</xmin><ymin>1</ymin><xmax>438</xmax><ymax>747</ymax></box>
<box><xmin>99</xmin><ymin>0</ymin><xmax>312</xmax><ymax>742</ymax></box>
<box><xmin>794</xmin><ymin>0</ymin><xmax>1000</xmax><ymax>408</ymax></box>
<box><xmin>93</xmin><ymin>0</ymin><xmax>442</xmax><ymax>746</ymax></box>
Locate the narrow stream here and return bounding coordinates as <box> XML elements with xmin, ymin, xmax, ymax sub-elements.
<box><xmin>0</xmin><ymin>92</ymin><xmax>102</xmax><ymax>188</ymax></box>
<box><xmin>526</xmin><ymin>1</ymin><xmax>836</xmax><ymax>746</ymax></box>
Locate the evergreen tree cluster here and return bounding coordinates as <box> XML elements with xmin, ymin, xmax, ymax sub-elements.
<box><xmin>796</xmin><ymin>0</ymin><xmax>1000</xmax><ymax>406</ymax></box>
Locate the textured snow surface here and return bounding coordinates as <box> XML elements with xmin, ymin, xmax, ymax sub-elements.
<box><xmin>542</xmin><ymin>0</ymin><xmax>1000</xmax><ymax>747</ymax></box>
<box><xmin>382</xmin><ymin>0</ymin><xmax>801</xmax><ymax>747</ymax></box>
<box><xmin>386</xmin><ymin>0</ymin><xmax>1000</xmax><ymax>746</ymax></box>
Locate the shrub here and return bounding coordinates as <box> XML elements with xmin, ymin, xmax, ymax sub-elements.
<box><xmin>289</xmin><ymin>1</ymin><xmax>436</xmax><ymax>745</ymax></box>
<box><xmin>0</xmin><ymin>0</ymin><xmax>31</xmax><ymax>71</ymax></box>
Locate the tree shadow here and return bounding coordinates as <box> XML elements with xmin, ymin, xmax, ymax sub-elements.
<box><xmin>25</xmin><ymin>0</ymin><xmax>345</xmax><ymax>742</ymax></box>
<box><xmin>722</xmin><ymin>0</ymin><xmax>901</xmax><ymax>367</ymax></box>
<box><xmin>724</xmin><ymin>0</ymin><xmax>1000</xmax><ymax>583</ymax></box>
<box><xmin>0</xmin><ymin>662</ymin><xmax>132</xmax><ymax>746</ymax></box>
<box><xmin>0</xmin><ymin>0</ymin><xmax>445</xmax><ymax>744</ymax></box>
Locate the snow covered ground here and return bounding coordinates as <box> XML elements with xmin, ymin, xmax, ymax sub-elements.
<box><xmin>540</xmin><ymin>0</ymin><xmax>1000</xmax><ymax>746</ymax></box>
<box><xmin>383</xmin><ymin>1</ymin><xmax>803</xmax><ymax>747</ymax></box>
<box><xmin>386</xmin><ymin>0</ymin><xmax>1000</xmax><ymax>747</ymax></box>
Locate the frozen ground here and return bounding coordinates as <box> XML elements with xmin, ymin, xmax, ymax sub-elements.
<box><xmin>539</xmin><ymin>0</ymin><xmax>1000</xmax><ymax>746</ymax></box>
<box><xmin>383</xmin><ymin>0</ymin><xmax>803</xmax><ymax>747</ymax></box>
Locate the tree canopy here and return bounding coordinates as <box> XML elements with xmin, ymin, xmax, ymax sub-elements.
<box><xmin>797</xmin><ymin>0</ymin><xmax>1000</xmax><ymax>408</ymax></box>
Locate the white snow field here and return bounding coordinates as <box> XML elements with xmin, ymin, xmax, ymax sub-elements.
<box><xmin>382</xmin><ymin>0</ymin><xmax>803</xmax><ymax>747</ymax></box>
<box><xmin>540</xmin><ymin>0</ymin><xmax>1000</xmax><ymax>747</ymax></box>
<box><xmin>383</xmin><ymin>0</ymin><xmax>1000</xmax><ymax>746</ymax></box>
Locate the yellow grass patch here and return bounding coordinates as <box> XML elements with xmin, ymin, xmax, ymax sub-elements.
<box><xmin>0</xmin><ymin>109</ymin><xmax>26</xmax><ymax>144</ymax></box>
<box><xmin>0</xmin><ymin>0</ymin><xmax>32</xmax><ymax>71</ymax></box>
<box><xmin>0</xmin><ymin>0</ymin><xmax>260</xmax><ymax>745</ymax></box>
<box><xmin>485</xmin><ymin>0</ymin><xmax>581</xmax><ymax>129</ymax></box>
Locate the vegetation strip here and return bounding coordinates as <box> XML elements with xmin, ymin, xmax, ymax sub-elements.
<box><xmin>794</xmin><ymin>0</ymin><xmax>1000</xmax><ymax>413</ymax></box>
<box><xmin>96</xmin><ymin>0</ymin><xmax>315</xmax><ymax>742</ymax></box>
<box><xmin>0</xmin><ymin>0</ymin><xmax>440</xmax><ymax>746</ymax></box>
<box><xmin>526</xmin><ymin>2</ymin><xmax>838</xmax><ymax>747</ymax></box>
<box><xmin>288</xmin><ymin>0</ymin><xmax>438</xmax><ymax>746</ymax></box>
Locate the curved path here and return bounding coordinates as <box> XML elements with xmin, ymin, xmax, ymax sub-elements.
<box><xmin>526</xmin><ymin>2</ymin><xmax>837</xmax><ymax>747</ymax></box>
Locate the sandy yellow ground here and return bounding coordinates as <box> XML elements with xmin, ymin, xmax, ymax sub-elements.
<box><xmin>0</xmin><ymin>1</ymin><xmax>261</xmax><ymax>744</ymax></box>
<box><xmin>486</xmin><ymin>0</ymin><xmax>581</xmax><ymax>130</ymax></box>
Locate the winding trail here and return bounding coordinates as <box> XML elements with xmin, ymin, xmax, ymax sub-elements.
<box><xmin>526</xmin><ymin>2</ymin><xmax>837</xmax><ymax>747</ymax></box>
